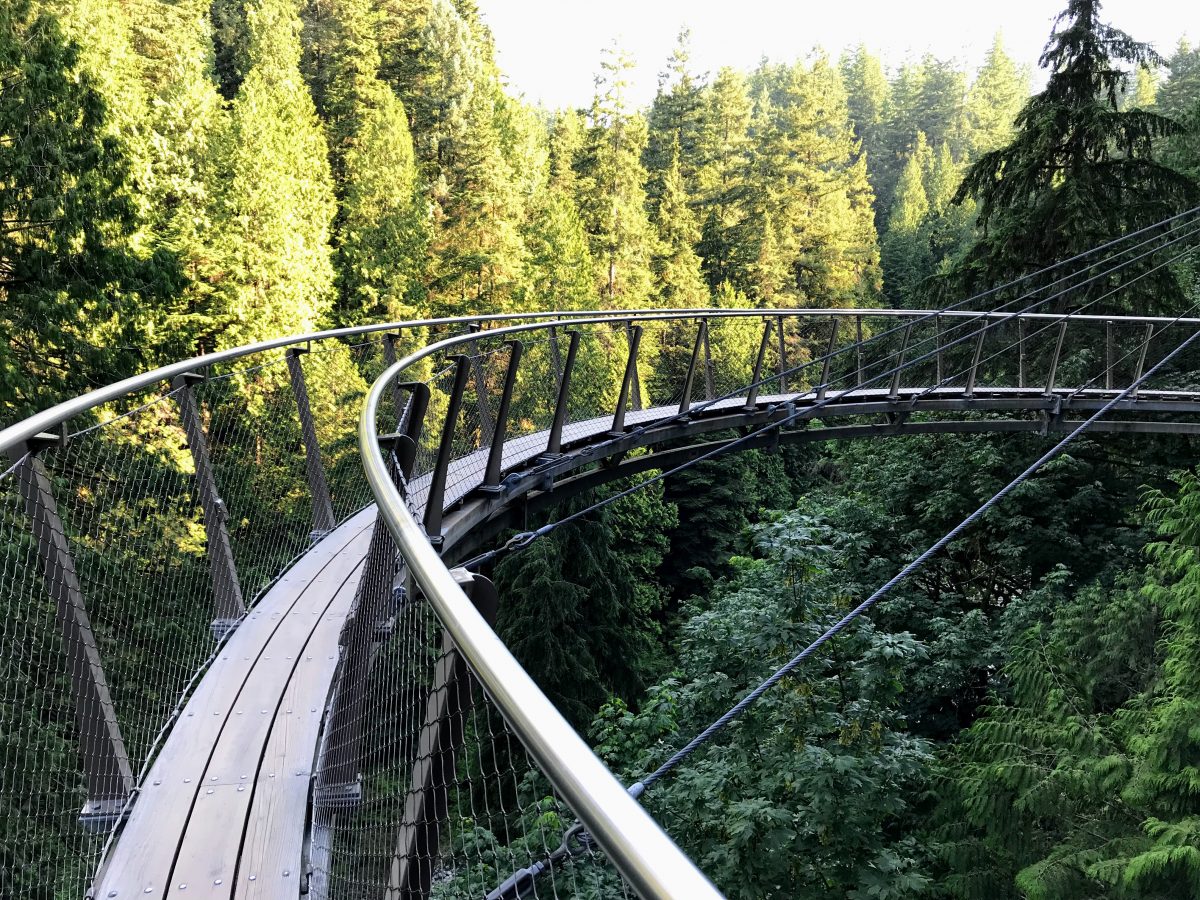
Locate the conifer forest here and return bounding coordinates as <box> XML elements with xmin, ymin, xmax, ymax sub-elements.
<box><xmin>6</xmin><ymin>0</ymin><xmax>1200</xmax><ymax>896</ymax></box>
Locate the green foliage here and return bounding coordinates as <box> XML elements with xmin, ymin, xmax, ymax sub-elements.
<box><xmin>953</xmin><ymin>0</ymin><xmax>1198</xmax><ymax>313</ymax></box>
<box><xmin>594</xmin><ymin>508</ymin><xmax>933</xmax><ymax>899</ymax></box>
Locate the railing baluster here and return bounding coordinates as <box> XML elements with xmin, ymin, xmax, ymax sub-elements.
<box><xmin>815</xmin><ymin>316</ymin><xmax>838</xmax><ymax>403</ymax></box>
<box><xmin>467</xmin><ymin>323</ymin><xmax>495</xmax><ymax>444</ymax></box>
<box><xmin>625</xmin><ymin>320</ymin><xmax>644</xmax><ymax>411</ymax></box>
<box><xmin>856</xmin><ymin>315</ymin><xmax>865</xmax><ymax>387</ymax></box>
<box><xmin>286</xmin><ymin>346</ymin><xmax>337</xmax><ymax>538</ymax></box>
<box><xmin>610</xmin><ymin>324</ymin><xmax>643</xmax><ymax>435</ymax></box>
<box><xmin>548</xmin><ymin>325</ymin><xmax>564</xmax><ymax>389</ymax></box>
<box><xmin>1106</xmin><ymin>319</ymin><xmax>1115</xmax><ymax>391</ymax></box>
<box><xmin>1018</xmin><ymin>317</ymin><xmax>1026</xmax><ymax>389</ymax></box>
<box><xmin>1131</xmin><ymin>323</ymin><xmax>1154</xmax><ymax>399</ymax></box>
<box><xmin>702</xmin><ymin>317</ymin><xmax>716</xmax><ymax>401</ymax></box>
<box><xmin>483</xmin><ymin>341</ymin><xmax>524</xmax><ymax>490</ymax></box>
<box><xmin>935</xmin><ymin>314</ymin><xmax>943</xmax><ymax>385</ymax></box>
<box><xmin>679</xmin><ymin>320</ymin><xmax>707</xmax><ymax>416</ymax></box>
<box><xmin>889</xmin><ymin>321</ymin><xmax>913</xmax><ymax>401</ymax></box>
<box><xmin>7</xmin><ymin>436</ymin><xmax>134</xmax><ymax>830</ymax></box>
<box><xmin>777</xmin><ymin>315</ymin><xmax>788</xmax><ymax>393</ymax></box>
<box><xmin>964</xmin><ymin>328</ymin><xmax>986</xmax><ymax>399</ymax></box>
<box><xmin>546</xmin><ymin>331</ymin><xmax>581</xmax><ymax>456</ymax></box>
<box><xmin>423</xmin><ymin>356</ymin><xmax>471</xmax><ymax>544</ymax></box>
<box><xmin>383</xmin><ymin>332</ymin><xmax>409</xmax><ymax>428</ymax></box>
<box><xmin>1045</xmin><ymin>320</ymin><xmax>1068</xmax><ymax>396</ymax></box>
<box><xmin>744</xmin><ymin>318</ymin><xmax>773</xmax><ymax>410</ymax></box>
<box><xmin>172</xmin><ymin>373</ymin><xmax>245</xmax><ymax>636</ymax></box>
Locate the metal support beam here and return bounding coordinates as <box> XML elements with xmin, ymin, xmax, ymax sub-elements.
<box><xmin>889</xmin><ymin>322</ymin><xmax>913</xmax><ymax>400</ymax></box>
<box><xmin>964</xmin><ymin>329</ymin><xmax>986</xmax><ymax>399</ymax></box>
<box><xmin>679</xmin><ymin>320</ymin><xmax>707</xmax><ymax>416</ymax></box>
<box><xmin>286</xmin><ymin>347</ymin><xmax>336</xmax><ymax>538</ymax></box>
<box><xmin>610</xmin><ymin>325</ymin><xmax>643</xmax><ymax>435</ymax></box>
<box><xmin>483</xmin><ymin>341</ymin><xmax>524</xmax><ymax>490</ymax></box>
<box><xmin>1018</xmin><ymin>317</ymin><xmax>1026</xmax><ymax>389</ymax></box>
<box><xmin>744</xmin><ymin>319</ymin><xmax>773</xmax><ymax>410</ymax></box>
<box><xmin>466</xmin><ymin>324</ymin><xmax>495</xmax><ymax>445</ymax></box>
<box><xmin>856</xmin><ymin>315</ymin><xmax>865</xmax><ymax>387</ymax></box>
<box><xmin>702</xmin><ymin>317</ymin><xmax>716</xmax><ymax>401</ymax></box>
<box><xmin>383</xmin><ymin>333</ymin><xmax>409</xmax><ymax>429</ymax></box>
<box><xmin>815</xmin><ymin>317</ymin><xmax>838</xmax><ymax>403</ymax></box>
<box><xmin>1132</xmin><ymin>324</ymin><xmax>1154</xmax><ymax>399</ymax></box>
<box><xmin>172</xmin><ymin>374</ymin><xmax>245</xmax><ymax>636</ymax></box>
<box><xmin>548</xmin><ymin>326</ymin><xmax>564</xmax><ymax>389</ymax></box>
<box><xmin>8</xmin><ymin>437</ymin><xmax>134</xmax><ymax>829</ymax></box>
<box><xmin>546</xmin><ymin>331</ymin><xmax>581</xmax><ymax>455</ymax></box>
<box><xmin>424</xmin><ymin>357</ymin><xmax>471</xmax><ymax>543</ymax></box>
<box><xmin>1045</xmin><ymin>320</ymin><xmax>1068</xmax><ymax>396</ymax></box>
<box><xmin>387</xmin><ymin>571</ymin><xmax>499</xmax><ymax>900</ymax></box>
<box><xmin>1106</xmin><ymin>320</ymin><xmax>1115</xmax><ymax>391</ymax></box>
<box><xmin>777</xmin><ymin>315</ymin><xmax>788</xmax><ymax>393</ymax></box>
<box><xmin>935</xmin><ymin>315</ymin><xmax>943</xmax><ymax>385</ymax></box>
<box><xmin>625</xmin><ymin>321</ymin><xmax>644</xmax><ymax>411</ymax></box>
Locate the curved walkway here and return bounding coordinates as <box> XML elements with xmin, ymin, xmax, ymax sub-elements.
<box><xmin>90</xmin><ymin>383</ymin><xmax>1200</xmax><ymax>898</ymax></box>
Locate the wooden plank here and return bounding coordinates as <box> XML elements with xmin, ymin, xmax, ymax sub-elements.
<box><xmin>236</xmin><ymin>574</ymin><xmax>360</xmax><ymax>899</ymax></box>
<box><xmin>167</xmin><ymin>530</ymin><xmax>372</xmax><ymax>896</ymax></box>
<box><xmin>91</xmin><ymin>508</ymin><xmax>376</xmax><ymax>897</ymax></box>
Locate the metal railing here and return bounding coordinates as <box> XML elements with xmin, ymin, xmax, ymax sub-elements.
<box><xmin>4</xmin><ymin>305</ymin><xmax>1200</xmax><ymax>898</ymax></box>
<box><xmin>353</xmin><ymin>307</ymin><xmax>1200</xmax><ymax>899</ymax></box>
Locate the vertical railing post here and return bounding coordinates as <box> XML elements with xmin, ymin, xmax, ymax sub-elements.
<box><xmin>548</xmin><ymin>325</ymin><xmax>564</xmax><ymax>389</ymax></box>
<box><xmin>286</xmin><ymin>346</ymin><xmax>337</xmax><ymax>538</ymax></box>
<box><xmin>388</xmin><ymin>570</ymin><xmax>499</xmax><ymax>900</ymax></box>
<box><xmin>815</xmin><ymin>316</ymin><xmax>839</xmax><ymax>403</ymax></box>
<box><xmin>964</xmin><ymin>328</ymin><xmax>986</xmax><ymax>399</ymax></box>
<box><xmin>776</xmin><ymin>315</ymin><xmax>788</xmax><ymax>393</ymax></box>
<box><xmin>8</xmin><ymin>437</ymin><xmax>135</xmax><ymax>830</ymax></box>
<box><xmin>466</xmin><ymin>323</ymin><xmax>495</xmax><ymax>444</ymax></box>
<box><xmin>546</xmin><ymin>331</ymin><xmax>581</xmax><ymax>456</ymax></box>
<box><xmin>423</xmin><ymin>356</ymin><xmax>471</xmax><ymax>544</ymax></box>
<box><xmin>610</xmin><ymin>324</ymin><xmax>643</xmax><ymax>435</ymax></box>
<box><xmin>935</xmin><ymin>315</ymin><xmax>944</xmax><ymax>385</ymax></box>
<box><xmin>889</xmin><ymin>321</ymin><xmax>913</xmax><ymax>401</ymax></box>
<box><xmin>172</xmin><ymin>374</ymin><xmax>245</xmax><ymax>637</ymax></box>
<box><xmin>744</xmin><ymin>318</ymin><xmax>773</xmax><ymax>410</ymax></box>
<box><xmin>1131</xmin><ymin>324</ymin><xmax>1153</xmax><ymax>399</ymax></box>
<box><xmin>1018</xmin><ymin>317</ymin><xmax>1027</xmax><ymax>389</ymax></box>
<box><xmin>679</xmin><ymin>320</ymin><xmax>707</xmax><ymax>416</ymax></box>
<box><xmin>316</xmin><ymin>388</ymin><xmax>429</xmax><ymax>808</ymax></box>
<box><xmin>702</xmin><ymin>317</ymin><xmax>716</xmax><ymax>401</ymax></box>
<box><xmin>625</xmin><ymin>321</ymin><xmax>644</xmax><ymax>411</ymax></box>
<box><xmin>1106</xmin><ymin>320</ymin><xmax>1115</xmax><ymax>391</ymax></box>
<box><xmin>856</xmin><ymin>315</ymin><xmax>865</xmax><ymax>387</ymax></box>
<box><xmin>482</xmin><ymin>341</ymin><xmax>524</xmax><ymax>490</ymax></box>
<box><xmin>1045</xmin><ymin>320</ymin><xmax>1068</xmax><ymax>396</ymax></box>
<box><xmin>383</xmin><ymin>333</ymin><xmax>409</xmax><ymax>428</ymax></box>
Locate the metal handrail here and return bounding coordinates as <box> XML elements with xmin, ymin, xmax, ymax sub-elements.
<box><xmin>11</xmin><ymin>305</ymin><xmax>1191</xmax><ymax>456</ymax></box>
<box><xmin>360</xmin><ymin>313</ymin><xmax>735</xmax><ymax>899</ymax></box>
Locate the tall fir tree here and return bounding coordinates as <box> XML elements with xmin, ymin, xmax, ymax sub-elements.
<box><xmin>576</xmin><ymin>44</ymin><xmax>659</xmax><ymax>308</ymax></box>
<box><xmin>966</xmin><ymin>34</ymin><xmax>1029</xmax><ymax>158</ymax></box>
<box><xmin>644</xmin><ymin>28</ymin><xmax>705</xmax><ymax>208</ymax></box>
<box><xmin>840</xmin><ymin>45</ymin><xmax>891</xmax><ymax>223</ymax></box>
<box><xmin>653</xmin><ymin>140</ymin><xmax>709</xmax><ymax>308</ymax></box>
<box><xmin>881</xmin><ymin>132</ymin><xmax>933</xmax><ymax>302</ymax></box>
<box><xmin>210</xmin><ymin>0</ymin><xmax>337</xmax><ymax>347</ymax></box>
<box><xmin>954</xmin><ymin>0</ymin><xmax>1197</xmax><ymax>313</ymax></box>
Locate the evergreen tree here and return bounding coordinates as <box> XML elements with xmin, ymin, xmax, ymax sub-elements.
<box><xmin>645</xmin><ymin>28</ymin><xmax>705</xmax><ymax>208</ymax></box>
<box><xmin>966</xmin><ymin>34</ymin><xmax>1029</xmax><ymax>158</ymax></box>
<box><xmin>881</xmin><ymin>132</ymin><xmax>933</xmax><ymax>302</ymax></box>
<box><xmin>516</xmin><ymin>188</ymin><xmax>596</xmax><ymax>312</ymax></box>
<box><xmin>576</xmin><ymin>44</ymin><xmax>659</xmax><ymax>308</ymax></box>
<box><xmin>695</xmin><ymin>66</ymin><xmax>754</xmax><ymax>292</ymax></box>
<box><xmin>305</xmin><ymin>0</ymin><xmax>428</xmax><ymax>326</ymax></box>
<box><xmin>653</xmin><ymin>141</ymin><xmax>709</xmax><ymax>308</ymax></box>
<box><xmin>840</xmin><ymin>45</ymin><xmax>891</xmax><ymax>222</ymax></box>
<box><xmin>954</xmin><ymin>0</ymin><xmax>1197</xmax><ymax>313</ymax></box>
<box><xmin>1159</xmin><ymin>40</ymin><xmax>1200</xmax><ymax>179</ymax></box>
<box><xmin>1</xmin><ymin>0</ymin><xmax>175</xmax><ymax>417</ymax></box>
<box><xmin>210</xmin><ymin>0</ymin><xmax>337</xmax><ymax>347</ymax></box>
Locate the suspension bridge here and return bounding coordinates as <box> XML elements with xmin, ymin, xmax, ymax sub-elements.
<box><xmin>3</xmin><ymin>214</ymin><xmax>1200</xmax><ymax>899</ymax></box>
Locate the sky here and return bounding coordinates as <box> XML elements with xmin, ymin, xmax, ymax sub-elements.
<box><xmin>477</xmin><ymin>0</ymin><xmax>1193</xmax><ymax>110</ymax></box>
